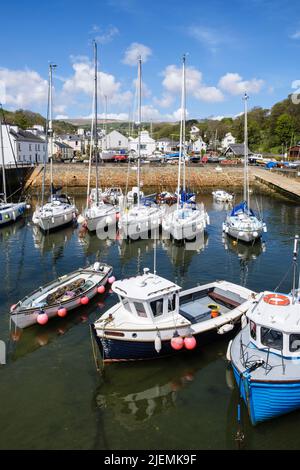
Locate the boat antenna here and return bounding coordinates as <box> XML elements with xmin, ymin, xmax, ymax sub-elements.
<box><xmin>94</xmin><ymin>40</ymin><xmax>99</xmax><ymax>206</ymax></box>
<box><xmin>153</xmin><ymin>225</ymin><xmax>157</xmax><ymax>276</ymax></box>
<box><xmin>0</xmin><ymin>104</ymin><xmax>7</xmax><ymax>203</ymax></box>
<box><xmin>292</xmin><ymin>234</ymin><xmax>299</xmax><ymax>303</ymax></box>
<box><xmin>49</xmin><ymin>63</ymin><xmax>57</xmax><ymax>201</ymax></box>
<box><xmin>137</xmin><ymin>56</ymin><xmax>142</xmax><ymax>209</ymax></box>
<box><xmin>243</xmin><ymin>92</ymin><xmax>250</xmax><ymax>213</ymax></box>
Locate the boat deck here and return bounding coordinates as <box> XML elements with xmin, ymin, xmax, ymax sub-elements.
<box><xmin>179</xmin><ymin>295</ymin><xmax>231</xmax><ymax>324</ymax></box>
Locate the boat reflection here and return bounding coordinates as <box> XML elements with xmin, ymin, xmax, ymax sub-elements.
<box><xmin>32</xmin><ymin>223</ymin><xmax>75</xmax><ymax>255</ymax></box>
<box><xmin>8</xmin><ymin>291</ymin><xmax>110</xmax><ymax>363</ymax></box>
<box><xmin>94</xmin><ymin>362</ymin><xmax>198</xmax><ymax>429</ymax></box>
<box><xmin>223</xmin><ymin>235</ymin><xmax>266</xmax><ymax>286</ymax></box>
<box><xmin>0</xmin><ymin>218</ymin><xmax>25</xmax><ymax>242</ymax></box>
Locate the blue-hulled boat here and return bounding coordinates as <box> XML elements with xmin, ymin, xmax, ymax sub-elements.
<box><xmin>228</xmin><ymin>235</ymin><xmax>300</xmax><ymax>425</ymax></box>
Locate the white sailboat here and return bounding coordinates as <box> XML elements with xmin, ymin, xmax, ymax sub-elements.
<box><xmin>0</xmin><ymin>107</ymin><xmax>27</xmax><ymax>227</ymax></box>
<box><xmin>84</xmin><ymin>41</ymin><xmax>117</xmax><ymax>233</ymax></box>
<box><xmin>119</xmin><ymin>57</ymin><xmax>162</xmax><ymax>239</ymax></box>
<box><xmin>222</xmin><ymin>93</ymin><xmax>267</xmax><ymax>243</ymax></box>
<box><xmin>162</xmin><ymin>55</ymin><xmax>209</xmax><ymax>242</ymax></box>
<box><xmin>32</xmin><ymin>64</ymin><xmax>78</xmax><ymax>232</ymax></box>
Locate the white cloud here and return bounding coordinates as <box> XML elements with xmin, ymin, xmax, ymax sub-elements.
<box><xmin>62</xmin><ymin>60</ymin><xmax>132</xmax><ymax>107</ymax></box>
<box><xmin>172</xmin><ymin>107</ymin><xmax>189</xmax><ymax>121</ymax></box>
<box><xmin>0</xmin><ymin>68</ymin><xmax>47</xmax><ymax>108</ymax></box>
<box><xmin>153</xmin><ymin>93</ymin><xmax>174</xmax><ymax>108</ymax></box>
<box><xmin>188</xmin><ymin>26</ymin><xmax>223</xmax><ymax>53</ymax></box>
<box><xmin>91</xmin><ymin>25</ymin><xmax>119</xmax><ymax>44</ymax></box>
<box><xmin>290</xmin><ymin>30</ymin><xmax>300</xmax><ymax>39</ymax></box>
<box><xmin>123</xmin><ymin>42</ymin><xmax>152</xmax><ymax>66</ymax></box>
<box><xmin>82</xmin><ymin>112</ymin><xmax>129</xmax><ymax>121</ymax></box>
<box><xmin>55</xmin><ymin>114</ymin><xmax>69</xmax><ymax>120</ymax></box>
<box><xmin>132</xmin><ymin>78</ymin><xmax>152</xmax><ymax>98</ymax></box>
<box><xmin>161</xmin><ymin>64</ymin><xmax>224</xmax><ymax>103</ymax></box>
<box><xmin>218</xmin><ymin>72</ymin><xmax>264</xmax><ymax>95</ymax></box>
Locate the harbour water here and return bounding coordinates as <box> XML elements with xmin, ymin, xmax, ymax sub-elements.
<box><xmin>1</xmin><ymin>192</ymin><xmax>300</xmax><ymax>450</ymax></box>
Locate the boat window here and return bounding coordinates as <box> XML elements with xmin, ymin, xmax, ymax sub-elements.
<box><xmin>168</xmin><ymin>294</ymin><xmax>176</xmax><ymax>312</ymax></box>
<box><xmin>122</xmin><ymin>298</ymin><xmax>132</xmax><ymax>313</ymax></box>
<box><xmin>134</xmin><ymin>302</ymin><xmax>147</xmax><ymax>318</ymax></box>
<box><xmin>289</xmin><ymin>334</ymin><xmax>300</xmax><ymax>352</ymax></box>
<box><xmin>261</xmin><ymin>327</ymin><xmax>283</xmax><ymax>351</ymax></box>
<box><xmin>250</xmin><ymin>321</ymin><xmax>256</xmax><ymax>340</ymax></box>
<box><xmin>150</xmin><ymin>299</ymin><xmax>164</xmax><ymax>317</ymax></box>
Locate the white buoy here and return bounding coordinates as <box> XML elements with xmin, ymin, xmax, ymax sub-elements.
<box><xmin>218</xmin><ymin>324</ymin><xmax>234</xmax><ymax>335</ymax></box>
<box><xmin>154</xmin><ymin>333</ymin><xmax>162</xmax><ymax>353</ymax></box>
<box><xmin>226</xmin><ymin>340</ymin><xmax>233</xmax><ymax>361</ymax></box>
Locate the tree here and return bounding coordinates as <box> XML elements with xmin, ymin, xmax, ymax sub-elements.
<box><xmin>275</xmin><ymin>113</ymin><xmax>295</xmax><ymax>146</ymax></box>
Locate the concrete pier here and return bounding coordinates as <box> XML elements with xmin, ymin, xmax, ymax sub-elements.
<box><xmin>251</xmin><ymin>167</ymin><xmax>300</xmax><ymax>202</ymax></box>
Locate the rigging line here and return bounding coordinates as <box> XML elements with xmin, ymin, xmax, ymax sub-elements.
<box><xmin>274</xmin><ymin>263</ymin><xmax>294</xmax><ymax>293</ymax></box>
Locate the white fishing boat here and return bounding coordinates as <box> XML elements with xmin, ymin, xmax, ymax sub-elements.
<box><xmin>212</xmin><ymin>190</ymin><xmax>234</xmax><ymax>202</ymax></box>
<box><xmin>0</xmin><ymin>106</ymin><xmax>27</xmax><ymax>227</ymax></box>
<box><xmin>83</xmin><ymin>42</ymin><xmax>117</xmax><ymax>233</ymax></box>
<box><xmin>162</xmin><ymin>55</ymin><xmax>209</xmax><ymax>242</ymax></box>
<box><xmin>228</xmin><ymin>235</ymin><xmax>300</xmax><ymax>425</ymax></box>
<box><xmin>10</xmin><ymin>262</ymin><xmax>113</xmax><ymax>329</ymax></box>
<box><xmin>100</xmin><ymin>150</ymin><xmax>116</xmax><ymax>161</ymax></box>
<box><xmin>119</xmin><ymin>58</ymin><xmax>161</xmax><ymax>239</ymax></box>
<box><xmin>222</xmin><ymin>93</ymin><xmax>267</xmax><ymax>243</ymax></box>
<box><xmin>32</xmin><ymin>64</ymin><xmax>78</xmax><ymax>232</ymax></box>
<box><xmin>92</xmin><ymin>267</ymin><xmax>255</xmax><ymax>362</ymax></box>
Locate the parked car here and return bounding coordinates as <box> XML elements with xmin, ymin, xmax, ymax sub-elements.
<box><xmin>114</xmin><ymin>154</ymin><xmax>128</xmax><ymax>163</ymax></box>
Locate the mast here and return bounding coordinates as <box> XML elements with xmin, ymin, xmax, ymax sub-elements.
<box><xmin>182</xmin><ymin>54</ymin><xmax>186</xmax><ymax>192</ymax></box>
<box><xmin>243</xmin><ymin>92</ymin><xmax>250</xmax><ymax>212</ymax></box>
<box><xmin>137</xmin><ymin>56</ymin><xmax>142</xmax><ymax>209</ymax></box>
<box><xmin>94</xmin><ymin>40</ymin><xmax>99</xmax><ymax>206</ymax></box>
<box><xmin>0</xmin><ymin>106</ymin><xmax>7</xmax><ymax>203</ymax></box>
<box><xmin>86</xmin><ymin>93</ymin><xmax>95</xmax><ymax>209</ymax></box>
<box><xmin>292</xmin><ymin>234</ymin><xmax>299</xmax><ymax>302</ymax></box>
<box><xmin>104</xmin><ymin>95</ymin><xmax>108</xmax><ymax>151</ymax></box>
<box><xmin>49</xmin><ymin>63</ymin><xmax>56</xmax><ymax>200</ymax></box>
<box><xmin>177</xmin><ymin>55</ymin><xmax>186</xmax><ymax>210</ymax></box>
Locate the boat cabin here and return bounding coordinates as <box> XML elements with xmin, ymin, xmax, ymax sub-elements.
<box><xmin>247</xmin><ymin>291</ymin><xmax>300</xmax><ymax>358</ymax></box>
<box><xmin>112</xmin><ymin>268</ymin><xmax>181</xmax><ymax>324</ymax></box>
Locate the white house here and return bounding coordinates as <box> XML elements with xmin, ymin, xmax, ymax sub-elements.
<box><xmin>129</xmin><ymin>130</ymin><xmax>156</xmax><ymax>157</ymax></box>
<box><xmin>190</xmin><ymin>125</ymin><xmax>200</xmax><ymax>141</ymax></box>
<box><xmin>101</xmin><ymin>130</ymin><xmax>129</xmax><ymax>151</ymax></box>
<box><xmin>1</xmin><ymin>124</ymin><xmax>47</xmax><ymax>165</ymax></box>
<box><xmin>221</xmin><ymin>132</ymin><xmax>236</xmax><ymax>149</ymax></box>
<box><xmin>59</xmin><ymin>134</ymin><xmax>84</xmax><ymax>156</ymax></box>
<box><xmin>192</xmin><ymin>137</ymin><xmax>207</xmax><ymax>153</ymax></box>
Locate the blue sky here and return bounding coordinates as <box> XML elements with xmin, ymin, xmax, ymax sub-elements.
<box><xmin>1</xmin><ymin>0</ymin><xmax>300</xmax><ymax>121</ymax></box>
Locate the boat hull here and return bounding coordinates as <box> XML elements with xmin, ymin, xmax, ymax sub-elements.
<box><xmin>11</xmin><ymin>267</ymin><xmax>112</xmax><ymax>328</ymax></box>
<box><xmin>0</xmin><ymin>202</ymin><xmax>26</xmax><ymax>227</ymax></box>
<box><xmin>35</xmin><ymin>208</ymin><xmax>77</xmax><ymax>232</ymax></box>
<box><xmin>232</xmin><ymin>364</ymin><xmax>300</xmax><ymax>425</ymax></box>
<box><xmin>225</xmin><ymin>226</ymin><xmax>263</xmax><ymax>243</ymax></box>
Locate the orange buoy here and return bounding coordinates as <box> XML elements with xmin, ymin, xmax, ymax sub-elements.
<box><xmin>171</xmin><ymin>336</ymin><xmax>184</xmax><ymax>350</ymax></box>
<box><xmin>97</xmin><ymin>285</ymin><xmax>105</xmax><ymax>294</ymax></box>
<box><xmin>57</xmin><ymin>307</ymin><xmax>67</xmax><ymax>318</ymax></box>
<box><xmin>263</xmin><ymin>293</ymin><xmax>290</xmax><ymax>306</ymax></box>
<box><xmin>80</xmin><ymin>296</ymin><xmax>89</xmax><ymax>305</ymax></box>
<box><xmin>184</xmin><ymin>336</ymin><xmax>197</xmax><ymax>350</ymax></box>
<box><xmin>37</xmin><ymin>312</ymin><xmax>49</xmax><ymax>325</ymax></box>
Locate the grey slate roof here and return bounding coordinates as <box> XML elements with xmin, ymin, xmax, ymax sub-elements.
<box><xmin>224</xmin><ymin>144</ymin><xmax>253</xmax><ymax>156</ymax></box>
<box><xmin>10</xmin><ymin>129</ymin><xmax>45</xmax><ymax>143</ymax></box>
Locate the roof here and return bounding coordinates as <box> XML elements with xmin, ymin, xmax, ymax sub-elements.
<box><xmin>224</xmin><ymin>144</ymin><xmax>253</xmax><ymax>156</ymax></box>
<box><xmin>112</xmin><ymin>269</ymin><xmax>181</xmax><ymax>301</ymax></box>
<box><xmin>10</xmin><ymin>129</ymin><xmax>45</xmax><ymax>143</ymax></box>
<box><xmin>54</xmin><ymin>141</ymin><xmax>73</xmax><ymax>149</ymax></box>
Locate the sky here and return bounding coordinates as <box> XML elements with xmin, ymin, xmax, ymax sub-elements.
<box><xmin>1</xmin><ymin>0</ymin><xmax>300</xmax><ymax>122</ymax></box>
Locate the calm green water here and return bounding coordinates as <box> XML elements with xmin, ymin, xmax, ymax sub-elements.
<box><xmin>1</xmin><ymin>193</ymin><xmax>300</xmax><ymax>450</ymax></box>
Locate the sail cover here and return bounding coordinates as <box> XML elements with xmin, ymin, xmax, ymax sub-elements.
<box><xmin>231</xmin><ymin>201</ymin><xmax>255</xmax><ymax>217</ymax></box>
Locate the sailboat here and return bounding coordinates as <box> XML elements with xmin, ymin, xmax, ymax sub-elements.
<box><xmin>162</xmin><ymin>55</ymin><xmax>209</xmax><ymax>242</ymax></box>
<box><xmin>222</xmin><ymin>93</ymin><xmax>267</xmax><ymax>243</ymax></box>
<box><xmin>119</xmin><ymin>57</ymin><xmax>162</xmax><ymax>239</ymax></box>
<box><xmin>32</xmin><ymin>64</ymin><xmax>78</xmax><ymax>232</ymax></box>
<box><xmin>0</xmin><ymin>107</ymin><xmax>27</xmax><ymax>227</ymax></box>
<box><xmin>84</xmin><ymin>41</ymin><xmax>117</xmax><ymax>233</ymax></box>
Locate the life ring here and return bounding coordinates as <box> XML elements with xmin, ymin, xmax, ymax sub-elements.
<box><xmin>263</xmin><ymin>293</ymin><xmax>290</xmax><ymax>306</ymax></box>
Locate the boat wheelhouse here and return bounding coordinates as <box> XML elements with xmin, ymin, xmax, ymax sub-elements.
<box><xmin>92</xmin><ymin>268</ymin><xmax>255</xmax><ymax>362</ymax></box>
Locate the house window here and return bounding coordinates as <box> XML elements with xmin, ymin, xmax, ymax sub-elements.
<box><xmin>140</xmin><ymin>145</ymin><xmax>146</xmax><ymax>150</ymax></box>
<box><xmin>29</xmin><ymin>144</ymin><xmax>32</xmax><ymax>151</ymax></box>
<box><xmin>150</xmin><ymin>299</ymin><xmax>164</xmax><ymax>317</ymax></box>
<box><xmin>118</xmin><ymin>141</ymin><xmax>121</xmax><ymax>146</ymax></box>
<box><xmin>261</xmin><ymin>327</ymin><xmax>283</xmax><ymax>351</ymax></box>
<box><xmin>18</xmin><ymin>143</ymin><xmax>21</xmax><ymax>151</ymax></box>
